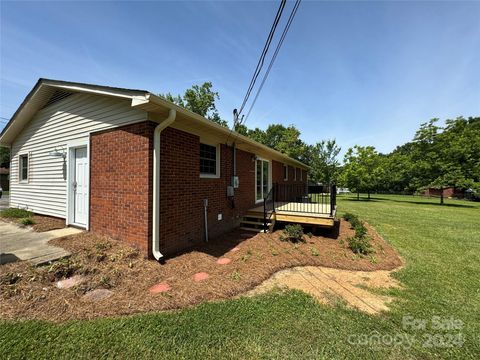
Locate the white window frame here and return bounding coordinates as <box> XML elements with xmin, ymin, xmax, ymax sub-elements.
<box><xmin>255</xmin><ymin>156</ymin><xmax>272</xmax><ymax>204</ymax></box>
<box><xmin>18</xmin><ymin>153</ymin><xmax>29</xmax><ymax>183</ymax></box>
<box><xmin>199</xmin><ymin>141</ymin><xmax>220</xmax><ymax>179</ymax></box>
<box><xmin>283</xmin><ymin>164</ymin><xmax>288</xmax><ymax>181</ymax></box>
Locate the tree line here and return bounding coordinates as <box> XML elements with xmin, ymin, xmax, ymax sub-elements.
<box><xmin>163</xmin><ymin>82</ymin><xmax>480</xmax><ymax>199</ymax></box>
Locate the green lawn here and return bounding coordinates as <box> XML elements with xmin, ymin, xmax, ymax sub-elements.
<box><xmin>1</xmin><ymin>195</ymin><xmax>479</xmax><ymax>359</ymax></box>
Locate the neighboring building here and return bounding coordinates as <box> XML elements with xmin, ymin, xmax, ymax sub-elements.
<box><xmin>0</xmin><ymin>167</ymin><xmax>9</xmax><ymax>191</ymax></box>
<box><xmin>0</xmin><ymin>79</ymin><xmax>311</xmax><ymax>260</ymax></box>
<box><xmin>423</xmin><ymin>187</ymin><xmax>464</xmax><ymax>198</ymax></box>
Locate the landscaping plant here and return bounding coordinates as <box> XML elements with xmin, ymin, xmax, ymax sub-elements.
<box><xmin>343</xmin><ymin>213</ymin><xmax>373</xmax><ymax>255</ymax></box>
<box><xmin>20</xmin><ymin>218</ymin><xmax>35</xmax><ymax>226</ymax></box>
<box><xmin>0</xmin><ymin>208</ymin><xmax>33</xmax><ymax>219</ymax></box>
<box><xmin>280</xmin><ymin>224</ymin><xmax>305</xmax><ymax>242</ymax></box>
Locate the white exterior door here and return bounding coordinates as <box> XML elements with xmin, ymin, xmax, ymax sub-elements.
<box><xmin>73</xmin><ymin>147</ymin><xmax>88</xmax><ymax>226</ymax></box>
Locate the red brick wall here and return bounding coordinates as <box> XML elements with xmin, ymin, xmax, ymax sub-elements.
<box><xmin>159</xmin><ymin>127</ymin><xmax>256</xmax><ymax>256</ymax></box>
<box><xmin>90</xmin><ymin>121</ymin><xmax>156</xmax><ymax>255</ymax></box>
<box><xmin>272</xmin><ymin>160</ymin><xmax>307</xmax><ymax>185</ymax></box>
<box><xmin>89</xmin><ymin>123</ymin><xmax>307</xmax><ymax>258</ymax></box>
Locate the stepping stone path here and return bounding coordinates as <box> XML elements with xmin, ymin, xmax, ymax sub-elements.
<box><xmin>217</xmin><ymin>258</ymin><xmax>232</xmax><ymax>265</ymax></box>
<box><xmin>149</xmin><ymin>282</ymin><xmax>171</xmax><ymax>294</ymax></box>
<box><xmin>82</xmin><ymin>289</ymin><xmax>113</xmax><ymax>302</ymax></box>
<box><xmin>56</xmin><ymin>275</ymin><xmax>85</xmax><ymax>289</ymax></box>
<box><xmin>230</xmin><ymin>247</ymin><xmax>240</xmax><ymax>252</ymax></box>
<box><xmin>193</xmin><ymin>272</ymin><xmax>209</xmax><ymax>282</ymax></box>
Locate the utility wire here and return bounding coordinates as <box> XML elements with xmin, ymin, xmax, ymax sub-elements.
<box><xmin>243</xmin><ymin>0</ymin><xmax>301</xmax><ymax>124</ymax></box>
<box><xmin>237</xmin><ymin>0</ymin><xmax>286</xmax><ymax>117</ymax></box>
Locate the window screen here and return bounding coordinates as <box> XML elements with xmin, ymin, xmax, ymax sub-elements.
<box><xmin>200</xmin><ymin>143</ymin><xmax>217</xmax><ymax>175</ymax></box>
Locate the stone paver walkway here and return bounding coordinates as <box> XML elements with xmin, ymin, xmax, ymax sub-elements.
<box><xmin>0</xmin><ymin>221</ymin><xmax>83</xmax><ymax>265</ymax></box>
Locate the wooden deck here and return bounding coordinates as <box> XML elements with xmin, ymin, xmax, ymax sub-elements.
<box><xmin>248</xmin><ymin>202</ymin><xmax>336</xmax><ymax>227</ymax></box>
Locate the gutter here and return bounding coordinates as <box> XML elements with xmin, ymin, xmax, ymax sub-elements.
<box><xmin>152</xmin><ymin>109</ymin><xmax>176</xmax><ymax>262</ymax></box>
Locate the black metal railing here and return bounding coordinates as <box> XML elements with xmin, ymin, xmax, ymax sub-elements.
<box><xmin>264</xmin><ymin>183</ymin><xmax>337</xmax><ymax>217</ymax></box>
<box><xmin>330</xmin><ymin>184</ymin><xmax>337</xmax><ymax>216</ymax></box>
<box><xmin>263</xmin><ymin>186</ymin><xmax>275</xmax><ymax>232</ymax></box>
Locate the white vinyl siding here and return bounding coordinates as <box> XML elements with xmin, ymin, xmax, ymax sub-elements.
<box><xmin>9</xmin><ymin>93</ymin><xmax>147</xmax><ymax>218</ymax></box>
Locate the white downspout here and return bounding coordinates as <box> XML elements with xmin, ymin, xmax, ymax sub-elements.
<box><xmin>152</xmin><ymin>109</ymin><xmax>176</xmax><ymax>261</ymax></box>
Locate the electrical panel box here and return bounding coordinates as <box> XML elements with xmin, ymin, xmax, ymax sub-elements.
<box><xmin>232</xmin><ymin>176</ymin><xmax>239</xmax><ymax>189</ymax></box>
<box><xmin>226</xmin><ymin>186</ymin><xmax>234</xmax><ymax>197</ymax></box>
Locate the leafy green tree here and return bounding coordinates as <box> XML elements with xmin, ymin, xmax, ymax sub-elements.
<box><xmin>309</xmin><ymin>140</ymin><xmax>341</xmax><ymax>185</ymax></box>
<box><xmin>342</xmin><ymin>146</ymin><xmax>383</xmax><ymax>200</ymax></box>
<box><xmin>240</xmin><ymin>124</ymin><xmax>309</xmax><ymax>162</ymax></box>
<box><xmin>0</xmin><ymin>146</ymin><xmax>10</xmax><ymax>168</ymax></box>
<box><xmin>160</xmin><ymin>82</ymin><xmax>228</xmax><ymax>127</ymax></box>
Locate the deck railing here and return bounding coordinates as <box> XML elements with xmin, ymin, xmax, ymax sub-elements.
<box><xmin>263</xmin><ymin>186</ymin><xmax>275</xmax><ymax>232</ymax></box>
<box><xmin>264</xmin><ymin>183</ymin><xmax>337</xmax><ymax>218</ymax></box>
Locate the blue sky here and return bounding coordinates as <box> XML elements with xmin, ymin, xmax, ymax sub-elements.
<box><xmin>1</xmin><ymin>1</ymin><xmax>479</xmax><ymax>155</ymax></box>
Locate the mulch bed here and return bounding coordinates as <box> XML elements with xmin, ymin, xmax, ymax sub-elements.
<box><xmin>0</xmin><ymin>219</ymin><xmax>402</xmax><ymax>322</ymax></box>
<box><xmin>2</xmin><ymin>215</ymin><xmax>66</xmax><ymax>232</ymax></box>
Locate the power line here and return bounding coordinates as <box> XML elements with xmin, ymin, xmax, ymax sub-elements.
<box><xmin>237</xmin><ymin>0</ymin><xmax>287</xmax><ymax>117</ymax></box>
<box><xmin>243</xmin><ymin>0</ymin><xmax>301</xmax><ymax>124</ymax></box>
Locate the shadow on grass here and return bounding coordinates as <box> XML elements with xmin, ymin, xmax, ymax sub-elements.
<box><xmin>340</xmin><ymin>196</ymin><xmax>476</xmax><ymax>208</ymax></box>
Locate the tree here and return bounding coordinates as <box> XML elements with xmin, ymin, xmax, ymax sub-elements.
<box><xmin>160</xmin><ymin>82</ymin><xmax>228</xmax><ymax>127</ymax></box>
<box><xmin>0</xmin><ymin>146</ymin><xmax>9</xmax><ymax>168</ymax></box>
<box><xmin>342</xmin><ymin>146</ymin><xmax>383</xmax><ymax>200</ymax></box>
<box><xmin>309</xmin><ymin>140</ymin><xmax>341</xmax><ymax>185</ymax></box>
<box><xmin>239</xmin><ymin>124</ymin><xmax>309</xmax><ymax>162</ymax></box>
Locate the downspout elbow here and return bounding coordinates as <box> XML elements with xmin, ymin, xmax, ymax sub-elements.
<box><xmin>152</xmin><ymin>109</ymin><xmax>176</xmax><ymax>262</ymax></box>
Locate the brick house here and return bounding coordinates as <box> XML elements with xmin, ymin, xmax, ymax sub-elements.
<box><xmin>423</xmin><ymin>187</ymin><xmax>464</xmax><ymax>199</ymax></box>
<box><xmin>0</xmin><ymin>79</ymin><xmax>310</xmax><ymax>260</ymax></box>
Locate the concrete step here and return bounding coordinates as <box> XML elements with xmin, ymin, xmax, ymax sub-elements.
<box><xmin>240</xmin><ymin>220</ymin><xmax>266</xmax><ymax>226</ymax></box>
<box><xmin>239</xmin><ymin>226</ymin><xmax>263</xmax><ymax>233</ymax></box>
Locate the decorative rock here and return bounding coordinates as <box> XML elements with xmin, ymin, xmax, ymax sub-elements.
<box><xmin>193</xmin><ymin>272</ymin><xmax>209</xmax><ymax>282</ymax></box>
<box><xmin>149</xmin><ymin>282</ymin><xmax>171</xmax><ymax>294</ymax></box>
<box><xmin>217</xmin><ymin>258</ymin><xmax>232</xmax><ymax>265</ymax></box>
<box><xmin>56</xmin><ymin>275</ymin><xmax>86</xmax><ymax>289</ymax></box>
<box><xmin>82</xmin><ymin>288</ymin><xmax>113</xmax><ymax>302</ymax></box>
<box><xmin>230</xmin><ymin>247</ymin><xmax>240</xmax><ymax>252</ymax></box>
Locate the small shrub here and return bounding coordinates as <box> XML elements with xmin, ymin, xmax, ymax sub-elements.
<box><xmin>95</xmin><ymin>242</ymin><xmax>111</xmax><ymax>251</ymax></box>
<box><xmin>229</xmin><ymin>271</ymin><xmax>241</xmax><ymax>281</ymax></box>
<box><xmin>347</xmin><ymin>236</ymin><xmax>373</xmax><ymax>255</ymax></box>
<box><xmin>20</xmin><ymin>217</ymin><xmax>35</xmax><ymax>226</ymax></box>
<box><xmin>0</xmin><ymin>272</ymin><xmax>22</xmax><ymax>285</ymax></box>
<box><xmin>1</xmin><ymin>208</ymin><xmax>33</xmax><ymax>219</ymax></box>
<box><xmin>99</xmin><ymin>276</ymin><xmax>112</xmax><ymax>289</ymax></box>
<box><xmin>353</xmin><ymin>223</ymin><xmax>367</xmax><ymax>238</ymax></box>
<box><xmin>48</xmin><ymin>258</ymin><xmax>80</xmax><ymax>280</ymax></box>
<box><xmin>282</xmin><ymin>224</ymin><xmax>305</xmax><ymax>242</ymax></box>
<box><xmin>310</xmin><ymin>247</ymin><xmax>319</xmax><ymax>256</ymax></box>
<box><xmin>241</xmin><ymin>254</ymin><xmax>250</xmax><ymax>262</ymax></box>
<box><xmin>343</xmin><ymin>213</ymin><xmax>374</xmax><ymax>255</ymax></box>
<box><xmin>306</xmin><ymin>232</ymin><xmax>313</xmax><ymax>238</ymax></box>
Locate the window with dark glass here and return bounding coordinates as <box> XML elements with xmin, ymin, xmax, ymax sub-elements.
<box><xmin>20</xmin><ymin>154</ymin><xmax>28</xmax><ymax>181</ymax></box>
<box><xmin>200</xmin><ymin>143</ymin><xmax>217</xmax><ymax>175</ymax></box>
<box><xmin>283</xmin><ymin>164</ymin><xmax>288</xmax><ymax>181</ymax></box>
